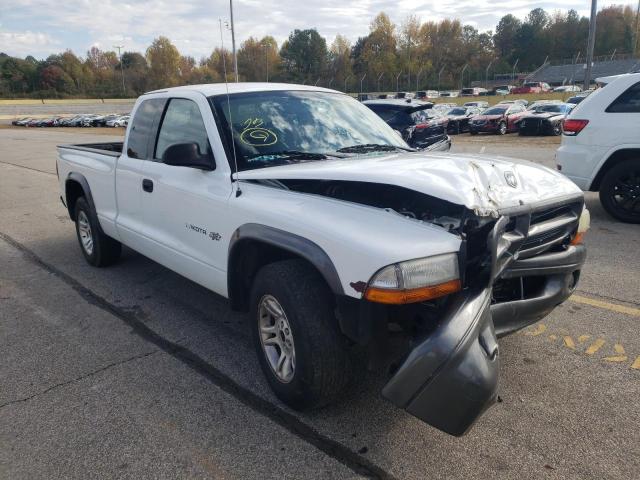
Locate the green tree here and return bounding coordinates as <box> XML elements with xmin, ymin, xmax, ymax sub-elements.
<box><xmin>146</xmin><ymin>36</ymin><xmax>181</xmax><ymax>89</ymax></box>
<box><xmin>279</xmin><ymin>29</ymin><xmax>327</xmax><ymax>83</ymax></box>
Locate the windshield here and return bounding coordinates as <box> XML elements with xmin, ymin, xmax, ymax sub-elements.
<box><xmin>210</xmin><ymin>91</ymin><xmax>408</xmax><ymax>171</ymax></box>
<box><xmin>524</xmin><ymin>82</ymin><xmax>538</xmax><ymax>87</ymax></box>
<box><xmin>483</xmin><ymin>107</ymin><xmax>507</xmax><ymax>115</ymax></box>
<box><xmin>534</xmin><ymin>104</ymin><xmax>570</xmax><ymax>113</ymax></box>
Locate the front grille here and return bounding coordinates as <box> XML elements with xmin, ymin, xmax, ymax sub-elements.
<box><xmin>519</xmin><ymin>118</ymin><xmax>543</xmax><ymax>134</ymax></box>
<box><xmin>489</xmin><ymin>201</ymin><xmax>582</xmax><ymax>280</ymax></box>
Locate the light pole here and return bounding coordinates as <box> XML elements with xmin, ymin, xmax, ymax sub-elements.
<box><xmin>113</xmin><ymin>45</ymin><xmax>125</xmax><ymax>95</ymax></box>
<box><xmin>485</xmin><ymin>60</ymin><xmax>494</xmax><ymax>90</ymax></box>
<box><xmin>377</xmin><ymin>72</ymin><xmax>384</xmax><ymax>92</ymax></box>
<box><xmin>360</xmin><ymin>73</ymin><xmax>367</xmax><ymax>94</ymax></box>
<box><xmin>416</xmin><ymin>67</ymin><xmax>424</xmax><ymax>91</ymax></box>
<box><xmin>395</xmin><ymin>71</ymin><xmax>402</xmax><ymax>92</ymax></box>
<box><xmin>344</xmin><ymin>74</ymin><xmax>352</xmax><ymax>93</ymax></box>
<box><xmin>229</xmin><ymin>0</ymin><xmax>239</xmax><ymax>82</ymax></box>
<box><xmin>511</xmin><ymin>58</ymin><xmax>519</xmax><ymax>84</ymax></box>
<box><xmin>460</xmin><ymin>63</ymin><xmax>468</xmax><ymax>90</ymax></box>
<box><xmin>584</xmin><ymin>0</ymin><xmax>598</xmax><ymax>90</ymax></box>
<box><xmin>437</xmin><ymin>66</ymin><xmax>445</xmax><ymax>92</ymax></box>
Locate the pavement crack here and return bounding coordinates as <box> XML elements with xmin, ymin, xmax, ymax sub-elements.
<box><xmin>0</xmin><ymin>160</ymin><xmax>56</xmax><ymax>176</ymax></box>
<box><xmin>0</xmin><ymin>231</ymin><xmax>398</xmax><ymax>480</ymax></box>
<box><xmin>0</xmin><ymin>350</ymin><xmax>158</xmax><ymax>410</ymax></box>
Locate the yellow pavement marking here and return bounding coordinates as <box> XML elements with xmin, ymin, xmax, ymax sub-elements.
<box><xmin>585</xmin><ymin>339</ymin><xmax>606</xmax><ymax>355</ymax></box>
<box><xmin>603</xmin><ymin>344</ymin><xmax>628</xmax><ymax>363</ymax></box>
<box><xmin>563</xmin><ymin>336</ymin><xmax>576</xmax><ymax>350</ymax></box>
<box><xmin>570</xmin><ymin>295</ymin><xmax>640</xmax><ymax>317</ymax></box>
<box><xmin>548</xmin><ymin>334</ymin><xmax>558</xmax><ymax>340</ymax></box>
<box><xmin>631</xmin><ymin>357</ymin><xmax>640</xmax><ymax>370</ymax></box>
<box><xmin>578</xmin><ymin>335</ymin><xmax>591</xmax><ymax>343</ymax></box>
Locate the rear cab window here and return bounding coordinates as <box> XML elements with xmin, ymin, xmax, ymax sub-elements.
<box><xmin>126</xmin><ymin>98</ymin><xmax>166</xmax><ymax>159</ymax></box>
<box><xmin>606</xmin><ymin>82</ymin><xmax>640</xmax><ymax>113</ymax></box>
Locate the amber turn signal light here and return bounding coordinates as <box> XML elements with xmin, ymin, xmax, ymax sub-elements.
<box><xmin>364</xmin><ymin>279</ymin><xmax>462</xmax><ymax>305</ymax></box>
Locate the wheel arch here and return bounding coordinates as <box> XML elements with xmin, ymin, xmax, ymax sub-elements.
<box><xmin>65</xmin><ymin>172</ymin><xmax>97</xmax><ymax>220</ymax></box>
<box><xmin>227</xmin><ymin>224</ymin><xmax>344</xmax><ymax>312</ymax></box>
<box><xmin>590</xmin><ymin>148</ymin><xmax>640</xmax><ymax>191</ymax></box>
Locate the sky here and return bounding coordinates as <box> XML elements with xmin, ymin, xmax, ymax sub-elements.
<box><xmin>1</xmin><ymin>0</ymin><xmax>638</xmax><ymax>60</ymax></box>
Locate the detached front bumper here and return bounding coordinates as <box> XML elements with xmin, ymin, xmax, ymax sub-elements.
<box><xmin>382</xmin><ymin>288</ymin><xmax>499</xmax><ymax>436</ymax></box>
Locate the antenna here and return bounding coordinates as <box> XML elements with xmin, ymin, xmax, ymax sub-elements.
<box><xmin>219</xmin><ymin>19</ymin><xmax>242</xmax><ymax>197</ymax></box>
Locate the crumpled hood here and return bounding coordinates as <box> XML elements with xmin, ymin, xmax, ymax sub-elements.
<box><xmin>522</xmin><ymin>112</ymin><xmax>565</xmax><ymax>121</ymax></box>
<box><xmin>235</xmin><ymin>152</ymin><xmax>582</xmax><ymax>217</ymax></box>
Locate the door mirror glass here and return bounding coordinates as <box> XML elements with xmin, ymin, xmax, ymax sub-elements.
<box><xmin>162</xmin><ymin>143</ymin><xmax>215</xmax><ymax>170</ymax></box>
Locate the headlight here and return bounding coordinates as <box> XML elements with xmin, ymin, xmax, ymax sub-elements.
<box><xmin>364</xmin><ymin>253</ymin><xmax>461</xmax><ymax>304</ymax></box>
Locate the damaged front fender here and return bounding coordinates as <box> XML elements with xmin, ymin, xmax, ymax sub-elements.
<box><xmin>382</xmin><ymin>287</ymin><xmax>498</xmax><ymax>436</ymax></box>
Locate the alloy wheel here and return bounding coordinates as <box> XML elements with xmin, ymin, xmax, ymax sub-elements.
<box><xmin>258</xmin><ymin>295</ymin><xmax>296</xmax><ymax>383</ymax></box>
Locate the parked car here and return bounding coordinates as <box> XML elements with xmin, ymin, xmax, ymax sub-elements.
<box><xmin>57</xmin><ymin>82</ymin><xmax>588</xmax><ymax>436</ymax></box>
<box><xmin>106</xmin><ymin>115</ymin><xmax>130</xmax><ymax>127</ymax></box>
<box><xmin>553</xmin><ymin>85</ymin><xmax>582</xmax><ymax>93</ymax></box>
<box><xmin>557</xmin><ymin>72</ymin><xmax>640</xmax><ymax>222</ymax></box>
<box><xmin>415</xmin><ymin>90</ymin><xmax>439</xmax><ymax>99</ymax></box>
<box><xmin>432</xmin><ymin>103</ymin><xmax>457</xmax><ymax>112</ymax></box>
<box><xmin>460</xmin><ymin>87</ymin><xmax>488</xmax><ymax>96</ymax></box>
<box><xmin>511</xmin><ymin>82</ymin><xmax>551</xmax><ymax>94</ymax></box>
<box><xmin>442</xmin><ymin>106</ymin><xmax>482</xmax><ymax>134</ymax></box>
<box><xmin>11</xmin><ymin>117</ymin><xmax>32</xmax><ymax>126</ymax></box>
<box><xmin>498</xmin><ymin>99</ymin><xmax>529</xmax><ymax>107</ymax></box>
<box><xmin>491</xmin><ymin>85</ymin><xmax>515</xmax><ymax>95</ymax></box>
<box><xmin>394</xmin><ymin>92</ymin><xmax>414</xmax><ymax>99</ymax></box>
<box><xmin>518</xmin><ymin>103</ymin><xmax>575</xmax><ymax>136</ymax></box>
<box><xmin>463</xmin><ymin>101</ymin><xmax>489</xmax><ymax>109</ymax></box>
<box><xmin>377</xmin><ymin>94</ymin><xmax>389</xmax><ymax>99</ymax></box>
<box><xmin>439</xmin><ymin>90</ymin><xmax>459</xmax><ymax>97</ymax></box>
<box><xmin>363</xmin><ymin>99</ymin><xmax>450</xmax><ymax>150</ymax></box>
<box><xmin>527</xmin><ymin>99</ymin><xmax>562</xmax><ymax>110</ymax></box>
<box><xmin>469</xmin><ymin>103</ymin><xmax>527</xmax><ymax>135</ymax></box>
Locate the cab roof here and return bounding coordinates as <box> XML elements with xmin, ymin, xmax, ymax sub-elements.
<box><xmin>144</xmin><ymin>82</ymin><xmax>340</xmax><ymax>97</ymax></box>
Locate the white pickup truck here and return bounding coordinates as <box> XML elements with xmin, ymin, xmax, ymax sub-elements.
<box><xmin>57</xmin><ymin>83</ymin><xmax>588</xmax><ymax>436</ymax></box>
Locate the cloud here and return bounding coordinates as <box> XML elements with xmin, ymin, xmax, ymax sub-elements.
<box><xmin>0</xmin><ymin>30</ymin><xmax>59</xmax><ymax>57</ymax></box>
<box><xmin>1</xmin><ymin>0</ymin><xmax>637</xmax><ymax>59</ymax></box>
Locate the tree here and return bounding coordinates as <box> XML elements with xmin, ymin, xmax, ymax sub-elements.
<box><xmin>329</xmin><ymin>34</ymin><xmax>352</xmax><ymax>89</ymax></box>
<box><xmin>279</xmin><ymin>29</ymin><xmax>327</xmax><ymax>83</ymax></box>
<box><xmin>146</xmin><ymin>36</ymin><xmax>181</xmax><ymax>89</ymax></box>
<box><xmin>362</xmin><ymin>13</ymin><xmax>397</xmax><ymax>90</ymax></box>
<box><xmin>494</xmin><ymin>15</ymin><xmax>521</xmax><ymax>59</ymax></box>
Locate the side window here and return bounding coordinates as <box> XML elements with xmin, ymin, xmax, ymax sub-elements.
<box><xmin>155</xmin><ymin>98</ymin><xmax>211</xmax><ymax>161</ymax></box>
<box><xmin>606</xmin><ymin>82</ymin><xmax>640</xmax><ymax>113</ymax></box>
<box><xmin>126</xmin><ymin>98</ymin><xmax>165</xmax><ymax>159</ymax></box>
<box><xmin>368</xmin><ymin>106</ymin><xmax>399</xmax><ymax>122</ymax></box>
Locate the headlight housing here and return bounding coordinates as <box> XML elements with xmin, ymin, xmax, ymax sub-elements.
<box><xmin>364</xmin><ymin>253</ymin><xmax>461</xmax><ymax>304</ymax></box>
<box><xmin>570</xmin><ymin>207</ymin><xmax>590</xmax><ymax>245</ymax></box>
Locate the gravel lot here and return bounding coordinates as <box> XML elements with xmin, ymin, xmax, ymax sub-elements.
<box><xmin>1</xmin><ymin>128</ymin><xmax>639</xmax><ymax>480</ymax></box>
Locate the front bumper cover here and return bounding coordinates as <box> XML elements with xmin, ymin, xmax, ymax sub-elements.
<box><xmin>382</xmin><ymin>287</ymin><xmax>499</xmax><ymax>436</ymax></box>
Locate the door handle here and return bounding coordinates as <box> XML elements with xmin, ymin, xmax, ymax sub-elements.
<box><xmin>142</xmin><ymin>178</ymin><xmax>153</xmax><ymax>193</ymax></box>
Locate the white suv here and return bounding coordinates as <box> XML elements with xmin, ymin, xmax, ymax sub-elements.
<box><xmin>557</xmin><ymin>72</ymin><xmax>640</xmax><ymax>223</ymax></box>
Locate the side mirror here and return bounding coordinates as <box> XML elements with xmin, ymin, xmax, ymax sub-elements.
<box><xmin>162</xmin><ymin>142</ymin><xmax>215</xmax><ymax>170</ymax></box>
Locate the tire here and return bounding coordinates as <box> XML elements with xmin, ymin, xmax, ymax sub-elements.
<box><xmin>469</xmin><ymin>129</ymin><xmax>478</xmax><ymax>135</ymax></box>
<box><xmin>497</xmin><ymin>121</ymin><xmax>507</xmax><ymax>135</ymax></box>
<box><xmin>599</xmin><ymin>159</ymin><xmax>640</xmax><ymax>224</ymax></box>
<box><xmin>552</xmin><ymin>123</ymin><xmax>562</xmax><ymax>136</ymax></box>
<box><xmin>250</xmin><ymin>259</ymin><xmax>351</xmax><ymax>410</ymax></box>
<box><xmin>74</xmin><ymin>197</ymin><xmax>122</xmax><ymax>266</ymax></box>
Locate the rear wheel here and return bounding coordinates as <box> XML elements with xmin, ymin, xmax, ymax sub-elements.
<box><xmin>552</xmin><ymin>122</ymin><xmax>562</xmax><ymax>136</ymax></box>
<box><xmin>497</xmin><ymin>121</ymin><xmax>507</xmax><ymax>135</ymax></box>
<box><xmin>599</xmin><ymin>159</ymin><xmax>640</xmax><ymax>223</ymax></box>
<box><xmin>74</xmin><ymin>197</ymin><xmax>122</xmax><ymax>266</ymax></box>
<box><xmin>250</xmin><ymin>259</ymin><xmax>351</xmax><ymax>410</ymax></box>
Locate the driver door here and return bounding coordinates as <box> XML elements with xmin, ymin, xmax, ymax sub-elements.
<box><xmin>137</xmin><ymin>93</ymin><xmax>234</xmax><ymax>295</ymax></box>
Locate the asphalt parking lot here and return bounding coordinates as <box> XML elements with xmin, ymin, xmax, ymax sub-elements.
<box><xmin>1</xmin><ymin>128</ymin><xmax>639</xmax><ymax>479</ymax></box>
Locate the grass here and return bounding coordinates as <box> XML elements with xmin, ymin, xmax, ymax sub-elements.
<box><xmin>0</xmin><ymin>98</ymin><xmax>136</xmax><ymax>105</ymax></box>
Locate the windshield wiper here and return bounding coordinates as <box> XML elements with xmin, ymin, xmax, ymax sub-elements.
<box><xmin>335</xmin><ymin>144</ymin><xmax>414</xmax><ymax>154</ymax></box>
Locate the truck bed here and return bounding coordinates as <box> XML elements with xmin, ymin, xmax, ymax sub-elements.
<box><xmin>58</xmin><ymin>142</ymin><xmax>123</xmax><ymax>157</ymax></box>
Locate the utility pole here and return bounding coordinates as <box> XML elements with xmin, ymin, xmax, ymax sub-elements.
<box><xmin>113</xmin><ymin>45</ymin><xmax>125</xmax><ymax>95</ymax></box>
<box><xmin>584</xmin><ymin>0</ymin><xmax>598</xmax><ymax>90</ymax></box>
<box><xmin>229</xmin><ymin>0</ymin><xmax>239</xmax><ymax>82</ymax></box>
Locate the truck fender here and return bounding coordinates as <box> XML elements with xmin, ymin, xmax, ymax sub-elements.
<box><xmin>227</xmin><ymin>224</ymin><xmax>344</xmax><ymax>310</ymax></box>
<box><xmin>65</xmin><ymin>172</ymin><xmax>98</xmax><ymax>221</ymax></box>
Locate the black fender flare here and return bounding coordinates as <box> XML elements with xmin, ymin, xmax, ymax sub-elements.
<box><xmin>65</xmin><ymin>172</ymin><xmax>97</xmax><ymax>221</ymax></box>
<box><xmin>227</xmin><ymin>223</ymin><xmax>344</xmax><ymax>308</ymax></box>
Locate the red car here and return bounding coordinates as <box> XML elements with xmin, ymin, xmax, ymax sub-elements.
<box><xmin>511</xmin><ymin>81</ymin><xmax>551</xmax><ymax>94</ymax></box>
<box><xmin>468</xmin><ymin>103</ymin><xmax>527</xmax><ymax>135</ymax></box>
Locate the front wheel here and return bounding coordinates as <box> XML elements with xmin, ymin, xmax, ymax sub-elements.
<box><xmin>497</xmin><ymin>121</ymin><xmax>507</xmax><ymax>135</ymax></box>
<box><xmin>552</xmin><ymin>123</ymin><xmax>562</xmax><ymax>136</ymax></box>
<box><xmin>250</xmin><ymin>259</ymin><xmax>351</xmax><ymax>410</ymax></box>
<box><xmin>599</xmin><ymin>159</ymin><xmax>640</xmax><ymax>223</ymax></box>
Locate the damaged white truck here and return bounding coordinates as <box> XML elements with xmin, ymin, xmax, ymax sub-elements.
<box><xmin>57</xmin><ymin>84</ymin><xmax>589</xmax><ymax>436</ymax></box>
